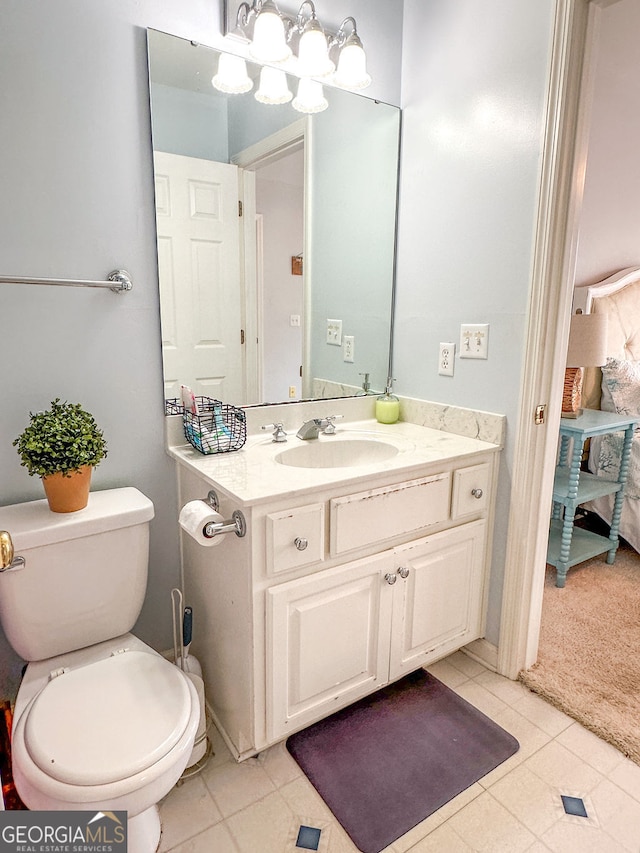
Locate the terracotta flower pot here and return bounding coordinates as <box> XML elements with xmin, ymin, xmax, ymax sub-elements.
<box><xmin>42</xmin><ymin>466</ymin><xmax>93</xmax><ymax>513</ymax></box>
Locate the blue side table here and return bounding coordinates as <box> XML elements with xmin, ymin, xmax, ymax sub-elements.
<box><xmin>547</xmin><ymin>409</ymin><xmax>637</xmax><ymax>587</ymax></box>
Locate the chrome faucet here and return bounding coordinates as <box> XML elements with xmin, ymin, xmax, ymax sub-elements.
<box><xmin>296</xmin><ymin>414</ymin><xmax>343</xmax><ymax>440</ymax></box>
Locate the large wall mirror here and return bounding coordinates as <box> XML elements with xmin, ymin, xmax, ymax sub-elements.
<box><xmin>148</xmin><ymin>29</ymin><xmax>400</xmax><ymax>409</ymax></box>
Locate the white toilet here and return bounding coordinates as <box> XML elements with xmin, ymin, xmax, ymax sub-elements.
<box><xmin>0</xmin><ymin>487</ymin><xmax>199</xmax><ymax>853</ymax></box>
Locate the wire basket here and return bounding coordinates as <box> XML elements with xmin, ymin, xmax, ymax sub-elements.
<box><xmin>166</xmin><ymin>397</ymin><xmax>246</xmax><ymax>455</ymax></box>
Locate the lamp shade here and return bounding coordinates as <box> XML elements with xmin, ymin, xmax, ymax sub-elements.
<box><xmin>249</xmin><ymin>1</ymin><xmax>292</xmax><ymax>63</ymax></box>
<box><xmin>212</xmin><ymin>53</ymin><xmax>253</xmax><ymax>94</ymax></box>
<box><xmin>333</xmin><ymin>34</ymin><xmax>371</xmax><ymax>89</ymax></box>
<box><xmin>292</xmin><ymin>78</ymin><xmax>328</xmax><ymax>113</ymax></box>
<box><xmin>566</xmin><ymin>312</ymin><xmax>608</xmax><ymax>368</ymax></box>
<box><xmin>254</xmin><ymin>67</ymin><xmax>292</xmax><ymax>104</ymax></box>
<box><xmin>297</xmin><ymin>20</ymin><xmax>334</xmax><ymax>77</ymax></box>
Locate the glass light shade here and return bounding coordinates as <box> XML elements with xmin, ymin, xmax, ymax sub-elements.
<box><xmin>334</xmin><ymin>40</ymin><xmax>371</xmax><ymax>89</ymax></box>
<box><xmin>255</xmin><ymin>67</ymin><xmax>293</xmax><ymax>104</ymax></box>
<box><xmin>211</xmin><ymin>53</ymin><xmax>253</xmax><ymax>94</ymax></box>
<box><xmin>297</xmin><ymin>23</ymin><xmax>334</xmax><ymax>77</ymax></box>
<box><xmin>249</xmin><ymin>4</ymin><xmax>292</xmax><ymax>63</ymax></box>
<box><xmin>292</xmin><ymin>78</ymin><xmax>328</xmax><ymax>114</ymax></box>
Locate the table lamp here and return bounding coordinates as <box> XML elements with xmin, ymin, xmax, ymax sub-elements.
<box><xmin>562</xmin><ymin>310</ymin><xmax>608</xmax><ymax>418</ymax></box>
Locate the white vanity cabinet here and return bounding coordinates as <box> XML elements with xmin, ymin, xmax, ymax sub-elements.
<box><xmin>267</xmin><ymin>519</ymin><xmax>486</xmax><ymax>741</ymax></box>
<box><xmin>174</xmin><ymin>430</ymin><xmax>499</xmax><ymax>762</ymax></box>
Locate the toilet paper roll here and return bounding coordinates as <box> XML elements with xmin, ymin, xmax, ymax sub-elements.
<box><xmin>179</xmin><ymin>501</ymin><xmax>225</xmax><ymax>547</ymax></box>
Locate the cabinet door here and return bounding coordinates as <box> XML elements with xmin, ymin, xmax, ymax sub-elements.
<box><xmin>389</xmin><ymin>520</ymin><xmax>487</xmax><ymax>679</ymax></box>
<box><xmin>267</xmin><ymin>552</ymin><xmax>394</xmax><ymax>741</ymax></box>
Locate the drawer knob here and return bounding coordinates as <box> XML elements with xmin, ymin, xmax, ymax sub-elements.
<box><xmin>471</xmin><ymin>488</ymin><xmax>483</xmax><ymax>499</ymax></box>
<box><xmin>294</xmin><ymin>537</ymin><xmax>308</xmax><ymax>551</ymax></box>
<box><xmin>397</xmin><ymin>566</ymin><xmax>410</xmax><ymax>579</ymax></box>
<box><xmin>384</xmin><ymin>572</ymin><xmax>397</xmax><ymax>585</ymax></box>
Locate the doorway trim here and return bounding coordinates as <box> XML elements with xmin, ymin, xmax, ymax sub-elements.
<box><xmin>233</xmin><ymin>120</ymin><xmax>308</xmax><ymax>403</ymax></box>
<box><xmin>498</xmin><ymin>0</ymin><xmax>613</xmax><ymax>678</ymax></box>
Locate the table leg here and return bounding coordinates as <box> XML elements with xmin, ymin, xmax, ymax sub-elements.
<box><xmin>552</xmin><ymin>435</ymin><xmax>571</xmax><ymax>522</ymax></box>
<box><xmin>607</xmin><ymin>423</ymin><xmax>634</xmax><ymax>564</ymax></box>
<box><xmin>556</xmin><ymin>436</ymin><xmax>583</xmax><ymax>587</ymax></box>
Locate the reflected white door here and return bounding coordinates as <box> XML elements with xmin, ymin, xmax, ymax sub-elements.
<box><xmin>154</xmin><ymin>152</ymin><xmax>244</xmax><ymax>403</ymax></box>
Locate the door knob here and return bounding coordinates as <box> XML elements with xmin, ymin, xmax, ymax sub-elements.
<box><xmin>384</xmin><ymin>572</ymin><xmax>397</xmax><ymax>585</ymax></box>
<box><xmin>397</xmin><ymin>566</ymin><xmax>410</xmax><ymax>579</ymax></box>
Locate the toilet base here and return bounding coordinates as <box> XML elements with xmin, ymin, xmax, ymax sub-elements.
<box><xmin>129</xmin><ymin>804</ymin><xmax>161</xmax><ymax>853</ymax></box>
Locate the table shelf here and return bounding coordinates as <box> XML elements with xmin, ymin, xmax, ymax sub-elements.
<box><xmin>552</xmin><ymin>467</ymin><xmax>623</xmax><ymax>505</ymax></box>
<box><xmin>546</xmin><ymin>519</ymin><xmax>613</xmax><ymax>570</ymax></box>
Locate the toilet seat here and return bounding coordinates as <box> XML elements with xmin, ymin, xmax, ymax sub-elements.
<box><xmin>24</xmin><ymin>650</ymin><xmax>191</xmax><ymax>786</ymax></box>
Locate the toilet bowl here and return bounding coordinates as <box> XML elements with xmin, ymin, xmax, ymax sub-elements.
<box><xmin>0</xmin><ymin>488</ymin><xmax>199</xmax><ymax>853</ymax></box>
<box><xmin>11</xmin><ymin>634</ymin><xmax>199</xmax><ymax>851</ymax></box>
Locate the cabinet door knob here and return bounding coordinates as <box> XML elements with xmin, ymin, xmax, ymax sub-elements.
<box><xmin>384</xmin><ymin>572</ymin><xmax>397</xmax><ymax>585</ymax></box>
<box><xmin>294</xmin><ymin>537</ymin><xmax>308</xmax><ymax>551</ymax></box>
<box><xmin>471</xmin><ymin>488</ymin><xmax>483</xmax><ymax>499</ymax></box>
<box><xmin>397</xmin><ymin>566</ymin><xmax>410</xmax><ymax>579</ymax></box>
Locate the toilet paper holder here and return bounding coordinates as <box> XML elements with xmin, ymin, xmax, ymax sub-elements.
<box><xmin>202</xmin><ymin>490</ymin><xmax>247</xmax><ymax>539</ymax></box>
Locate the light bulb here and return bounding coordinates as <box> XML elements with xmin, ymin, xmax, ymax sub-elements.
<box><xmin>292</xmin><ymin>78</ymin><xmax>328</xmax><ymax>114</ymax></box>
<box><xmin>255</xmin><ymin>67</ymin><xmax>293</xmax><ymax>104</ymax></box>
<box><xmin>211</xmin><ymin>53</ymin><xmax>253</xmax><ymax>94</ymax></box>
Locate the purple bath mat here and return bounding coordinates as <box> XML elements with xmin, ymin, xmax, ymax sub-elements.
<box><xmin>286</xmin><ymin>669</ymin><xmax>519</xmax><ymax>853</ymax></box>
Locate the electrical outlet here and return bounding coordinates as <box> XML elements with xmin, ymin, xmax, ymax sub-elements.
<box><xmin>438</xmin><ymin>342</ymin><xmax>455</xmax><ymax>376</ymax></box>
<box><xmin>290</xmin><ymin>314</ymin><xmax>301</xmax><ymax>327</ymax></box>
<box><xmin>326</xmin><ymin>318</ymin><xmax>342</xmax><ymax>346</ymax></box>
<box><xmin>289</xmin><ymin>385</ymin><xmax>297</xmax><ymax>398</ymax></box>
<box><xmin>460</xmin><ymin>324</ymin><xmax>489</xmax><ymax>359</ymax></box>
<box><xmin>343</xmin><ymin>335</ymin><xmax>355</xmax><ymax>363</ymax></box>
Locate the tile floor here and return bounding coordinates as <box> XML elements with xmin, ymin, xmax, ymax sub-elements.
<box><xmin>158</xmin><ymin>651</ymin><xmax>640</xmax><ymax>852</ymax></box>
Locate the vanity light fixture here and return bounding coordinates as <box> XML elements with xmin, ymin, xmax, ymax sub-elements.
<box><xmin>224</xmin><ymin>0</ymin><xmax>371</xmax><ymax>91</ymax></box>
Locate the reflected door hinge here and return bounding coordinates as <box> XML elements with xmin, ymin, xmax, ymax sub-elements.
<box><xmin>238</xmin><ymin>200</ymin><xmax>243</xmax><ymax>217</ymax></box>
<box><xmin>240</xmin><ymin>329</ymin><xmax>245</xmax><ymax>345</ymax></box>
<box><xmin>534</xmin><ymin>404</ymin><xmax>546</xmax><ymax>425</ymax></box>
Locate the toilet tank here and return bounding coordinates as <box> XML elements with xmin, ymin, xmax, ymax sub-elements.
<box><xmin>0</xmin><ymin>487</ymin><xmax>154</xmax><ymax>662</ymax></box>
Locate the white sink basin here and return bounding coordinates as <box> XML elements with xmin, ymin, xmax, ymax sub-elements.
<box><xmin>276</xmin><ymin>437</ymin><xmax>399</xmax><ymax>469</ymax></box>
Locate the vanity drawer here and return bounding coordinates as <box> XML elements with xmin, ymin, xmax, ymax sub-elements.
<box><xmin>266</xmin><ymin>503</ymin><xmax>325</xmax><ymax>575</ymax></box>
<box><xmin>451</xmin><ymin>463</ymin><xmax>490</xmax><ymax>519</ymax></box>
<box><xmin>329</xmin><ymin>473</ymin><xmax>451</xmax><ymax>556</ymax></box>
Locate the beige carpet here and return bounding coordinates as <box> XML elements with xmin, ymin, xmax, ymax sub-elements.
<box><xmin>519</xmin><ymin>546</ymin><xmax>640</xmax><ymax>763</ymax></box>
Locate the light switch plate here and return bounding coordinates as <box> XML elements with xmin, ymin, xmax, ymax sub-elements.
<box><xmin>326</xmin><ymin>319</ymin><xmax>342</xmax><ymax>346</ymax></box>
<box><xmin>460</xmin><ymin>324</ymin><xmax>489</xmax><ymax>359</ymax></box>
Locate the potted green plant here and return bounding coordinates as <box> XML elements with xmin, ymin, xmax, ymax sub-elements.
<box><xmin>13</xmin><ymin>399</ymin><xmax>108</xmax><ymax>513</ymax></box>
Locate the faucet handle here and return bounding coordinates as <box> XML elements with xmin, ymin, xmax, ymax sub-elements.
<box><xmin>322</xmin><ymin>414</ymin><xmax>344</xmax><ymax>435</ymax></box>
<box><xmin>261</xmin><ymin>422</ymin><xmax>287</xmax><ymax>443</ymax></box>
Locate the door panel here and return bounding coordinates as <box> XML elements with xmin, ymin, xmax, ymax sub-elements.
<box><xmin>267</xmin><ymin>552</ymin><xmax>393</xmax><ymax>740</ymax></box>
<box><xmin>154</xmin><ymin>152</ymin><xmax>244</xmax><ymax>402</ymax></box>
<box><xmin>390</xmin><ymin>520</ymin><xmax>487</xmax><ymax>678</ymax></box>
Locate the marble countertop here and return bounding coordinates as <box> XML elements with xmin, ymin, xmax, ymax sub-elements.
<box><xmin>168</xmin><ymin>418</ymin><xmax>501</xmax><ymax>505</ymax></box>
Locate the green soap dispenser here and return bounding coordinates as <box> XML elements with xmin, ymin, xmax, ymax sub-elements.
<box><xmin>376</xmin><ymin>379</ymin><xmax>400</xmax><ymax>424</ymax></box>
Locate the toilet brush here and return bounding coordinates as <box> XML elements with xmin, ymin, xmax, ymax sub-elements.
<box><xmin>171</xmin><ymin>589</ymin><xmax>209</xmax><ymax>770</ymax></box>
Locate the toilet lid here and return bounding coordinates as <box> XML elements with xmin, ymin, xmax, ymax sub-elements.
<box><xmin>24</xmin><ymin>651</ymin><xmax>192</xmax><ymax>786</ymax></box>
